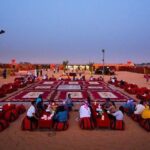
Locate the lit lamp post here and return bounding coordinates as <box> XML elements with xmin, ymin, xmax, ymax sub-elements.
<box><xmin>102</xmin><ymin>49</ymin><xmax>105</xmax><ymax>79</ymax></box>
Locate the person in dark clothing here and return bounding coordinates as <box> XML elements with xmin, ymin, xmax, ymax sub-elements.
<box><xmin>53</xmin><ymin>105</ymin><xmax>68</xmax><ymax>122</ymax></box>
<box><xmin>64</xmin><ymin>93</ymin><xmax>73</xmax><ymax>111</ymax></box>
<box><xmin>2</xmin><ymin>68</ymin><xmax>7</xmax><ymax>79</ymax></box>
<box><xmin>101</xmin><ymin>98</ymin><xmax>112</xmax><ymax>110</ymax></box>
<box><xmin>35</xmin><ymin>94</ymin><xmax>44</xmax><ymax>113</ymax></box>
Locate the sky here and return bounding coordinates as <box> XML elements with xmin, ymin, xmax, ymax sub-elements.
<box><xmin>0</xmin><ymin>0</ymin><xmax>150</xmax><ymax>64</ymax></box>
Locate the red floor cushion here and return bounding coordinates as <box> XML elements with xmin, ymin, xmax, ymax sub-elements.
<box><xmin>0</xmin><ymin>89</ymin><xmax>6</xmax><ymax>97</ymax></box>
<box><xmin>0</xmin><ymin>119</ymin><xmax>9</xmax><ymax>132</ymax></box>
<box><xmin>131</xmin><ymin>114</ymin><xmax>141</xmax><ymax>122</ymax></box>
<box><xmin>0</xmin><ymin>111</ymin><xmax>4</xmax><ymax>119</ymax></box>
<box><xmin>111</xmin><ymin>120</ymin><xmax>125</xmax><ymax>130</ymax></box>
<box><xmin>53</xmin><ymin>121</ymin><xmax>69</xmax><ymax>131</ymax></box>
<box><xmin>16</xmin><ymin>105</ymin><xmax>26</xmax><ymax>115</ymax></box>
<box><xmin>4</xmin><ymin>109</ymin><xmax>19</xmax><ymax>122</ymax></box>
<box><xmin>79</xmin><ymin>117</ymin><xmax>94</xmax><ymax>130</ymax></box>
<box><xmin>139</xmin><ymin>118</ymin><xmax>150</xmax><ymax>132</ymax></box>
<box><xmin>21</xmin><ymin>116</ymin><xmax>37</xmax><ymax>131</ymax></box>
<box><xmin>3</xmin><ymin>104</ymin><xmax>16</xmax><ymax>112</ymax></box>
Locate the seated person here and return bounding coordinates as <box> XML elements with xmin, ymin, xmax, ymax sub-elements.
<box><xmin>26</xmin><ymin>101</ymin><xmax>39</xmax><ymax>128</ymax></box>
<box><xmin>120</xmin><ymin>80</ymin><xmax>125</xmax><ymax>86</ymax></box>
<box><xmin>95</xmin><ymin>103</ymin><xmax>103</xmax><ymax>116</ymax></box>
<box><xmin>79</xmin><ymin>101</ymin><xmax>91</xmax><ymax>119</ymax></box>
<box><xmin>105</xmin><ymin>101</ymin><xmax>116</xmax><ymax>120</ymax></box>
<box><xmin>46</xmin><ymin>101</ymin><xmax>57</xmax><ymax>114</ymax></box>
<box><xmin>64</xmin><ymin>93</ymin><xmax>73</xmax><ymax>111</ymax></box>
<box><xmin>141</xmin><ymin>104</ymin><xmax>150</xmax><ymax>119</ymax></box>
<box><xmin>122</xmin><ymin>99</ymin><xmax>135</xmax><ymax>115</ymax></box>
<box><xmin>110</xmin><ymin>76</ymin><xmax>116</xmax><ymax>83</ymax></box>
<box><xmin>134</xmin><ymin>100</ymin><xmax>145</xmax><ymax>115</ymax></box>
<box><xmin>35</xmin><ymin>94</ymin><xmax>44</xmax><ymax>112</ymax></box>
<box><xmin>111</xmin><ymin>106</ymin><xmax>124</xmax><ymax>121</ymax></box>
<box><xmin>53</xmin><ymin>105</ymin><xmax>68</xmax><ymax>122</ymax></box>
<box><xmin>107</xmin><ymin>101</ymin><xmax>116</xmax><ymax>113</ymax></box>
<box><xmin>101</xmin><ymin>98</ymin><xmax>113</xmax><ymax>110</ymax></box>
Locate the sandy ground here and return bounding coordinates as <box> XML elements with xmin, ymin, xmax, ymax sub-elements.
<box><xmin>0</xmin><ymin>71</ymin><xmax>150</xmax><ymax>150</ymax></box>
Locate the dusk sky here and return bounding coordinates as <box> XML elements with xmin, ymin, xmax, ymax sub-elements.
<box><xmin>0</xmin><ymin>0</ymin><xmax>150</xmax><ymax>64</ymax></box>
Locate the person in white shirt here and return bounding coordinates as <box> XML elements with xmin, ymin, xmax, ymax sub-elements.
<box><xmin>112</xmin><ymin>106</ymin><xmax>124</xmax><ymax>120</ymax></box>
<box><xmin>27</xmin><ymin>101</ymin><xmax>39</xmax><ymax>128</ymax></box>
<box><xmin>79</xmin><ymin>101</ymin><xmax>91</xmax><ymax>118</ymax></box>
<box><xmin>134</xmin><ymin>100</ymin><xmax>145</xmax><ymax>115</ymax></box>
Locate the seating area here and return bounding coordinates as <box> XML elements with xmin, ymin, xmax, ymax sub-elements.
<box><xmin>20</xmin><ymin>98</ymin><xmax>126</xmax><ymax>132</ymax></box>
<box><xmin>79</xmin><ymin>117</ymin><xmax>94</xmax><ymax>130</ymax></box>
<box><xmin>0</xmin><ymin>103</ymin><xmax>26</xmax><ymax>132</ymax></box>
<box><xmin>1</xmin><ymin>78</ymin><xmax>129</xmax><ymax>103</ymax></box>
<box><xmin>79</xmin><ymin>117</ymin><xmax>125</xmax><ymax>130</ymax></box>
<box><xmin>0</xmin><ymin>75</ymin><xmax>35</xmax><ymax>98</ymax></box>
<box><xmin>108</xmin><ymin>79</ymin><xmax>150</xmax><ymax>131</ymax></box>
<box><xmin>1</xmin><ymin>75</ymin><xmax>149</xmax><ymax>133</ymax></box>
<box><xmin>78</xmin><ymin>103</ymin><xmax>125</xmax><ymax>130</ymax></box>
<box><xmin>22</xmin><ymin>115</ymin><xmax>69</xmax><ymax>132</ymax></box>
<box><xmin>22</xmin><ymin>104</ymin><xmax>70</xmax><ymax>132</ymax></box>
<box><xmin>123</xmin><ymin>108</ymin><xmax>150</xmax><ymax>132</ymax></box>
<box><xmin>108</xmin><ymin>79</ymin><xmax>150</xmax><ymax>102</ymax></box>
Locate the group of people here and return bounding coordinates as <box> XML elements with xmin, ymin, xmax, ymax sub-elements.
<box><xmin>26</xmin><ymin>93</ymin><xmax>74</xmax><ymax>129</ymax></box>
<box><xmin>26</xmin><ymin>92</ymin><xmax>150</xmax><ymax>130</ymax></box>
<box><xmin>122</xmin><ymin>98</ymin><xmax>150</xmax><ymax>119</ymax></box>
<box><xmin>78</xmin><ymin>97</ymin><xmax>150</xmax><ymax>122</ymax></box>
<box><xmin>79</xmin><ymin>98</ymin><xmax>124</xmax><ymax>125</ymax></box>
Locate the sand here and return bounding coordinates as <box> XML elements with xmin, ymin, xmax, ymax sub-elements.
<box><xmin>0</xmin><ymin>71</ymin><xmax>150</xmax><ymax>150</ymax></box>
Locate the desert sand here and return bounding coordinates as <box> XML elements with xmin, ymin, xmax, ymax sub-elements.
<box><xmin>0</xmin><ymin>71</ymin><xmax>150</xmax><ymax>150</ymax></box>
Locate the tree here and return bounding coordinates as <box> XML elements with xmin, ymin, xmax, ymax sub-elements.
<box><xmin>62</xmin><ymin>60</ymin><xmax>69</xmax><ymax>72</ymax></box>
